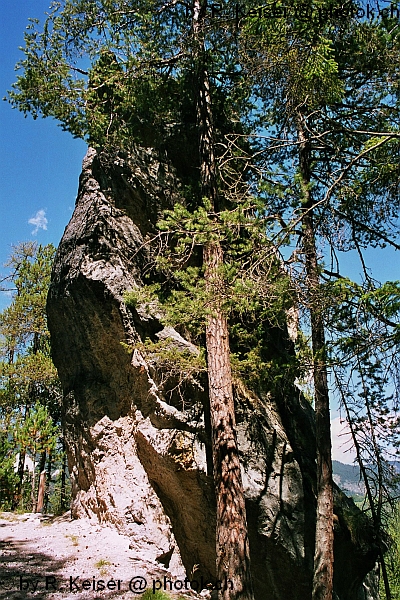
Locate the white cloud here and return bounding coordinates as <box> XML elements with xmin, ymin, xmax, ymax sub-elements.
<box><xmin>28</xmin><ymin>209</ymin><xmax>48</xmax><ymax>235</ymax></box>
<box><xmin>331</xmin><ymin>416</ymin><xmax>357</xmax><ymax>464</ymax></box>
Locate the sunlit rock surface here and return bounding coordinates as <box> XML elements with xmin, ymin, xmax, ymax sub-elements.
<box><xmin>47</xmin><ymin>147</ymin><xmax>378</xmax><ymax>600</ymax></box>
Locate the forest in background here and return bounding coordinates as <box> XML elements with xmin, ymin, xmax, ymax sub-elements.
<box><xmin>2</xmin><ymin>1</ymin><xmax>400</xmax><ymax>599</ymax></box>
<box><xmin>0</xmin><ymin>243</ymin><xmax>68</xmax><ymax>516</ymax></box>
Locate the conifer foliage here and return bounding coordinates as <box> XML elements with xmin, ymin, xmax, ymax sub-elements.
<box><xmin>5</xmin><ymin>1</ymin><xmax>400</xmax><ymax>599</ymax></box>
<box><xmin>0</xmin><ymin>243</ymin><xmax>66</xmax><ymax>513</ymax></box>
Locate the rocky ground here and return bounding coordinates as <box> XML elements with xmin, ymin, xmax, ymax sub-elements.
<box><xmin>0</xmin><ymin>513</ymin><xmax>209</xmax><ymax>600</ymax></box>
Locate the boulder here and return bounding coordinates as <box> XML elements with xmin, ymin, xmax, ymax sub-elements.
<box><xmin>47</xmin><ymin>147</ymin><xmax>378</xmax><ymax>599</ymax></box>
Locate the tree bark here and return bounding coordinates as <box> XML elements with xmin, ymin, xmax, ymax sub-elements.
<box><xmin>12</xmin><ymin>403</ymin><xmax>30</xmax><ymax>511</ymax></box>
<box><xmin>298</xmin><ymin>117</ymin><xmax>334</xmax><ymax>600</ymax></box>
<box><xmin>38</xmin><ymin>450</ymin><xmax>47</xmax><ymax>474</ymax></box>
<box><xmin>31</xmin><ymin>457</ymin><xmax>37</xmax><ymax>513</ymax></box>
<box><xmin>60</xmin><ymin>436</ymin><xmax>67</xmax><ymax>512</ymax></box>
<box><xmin>36</xmin><ymin>471</ymin><xmax>46</xmax><ymax>513</ymax></box>
<box><xmin>204</xmin><ymin>241</ymin><xmax>254</xmax><ymax>600</ymax></box>
<box><xmin>44</xmin><ymin>449</ymin><xmax>53</xmax><ymax>514</ymax></box>
<box><xmin>36</xmin><ymin>451</ymin><xmax>47</xmax><ymax>513</ymax></box>
<box><xmin>193</xmin><ymin>2</ymin><xmax>254</xmax><ymax>598</ymax></box>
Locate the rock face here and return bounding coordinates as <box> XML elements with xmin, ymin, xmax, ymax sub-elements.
<box><xmin>47</xmin><ymin>147</ymin><xmax>378</xmax><ymax>600</ymax></box>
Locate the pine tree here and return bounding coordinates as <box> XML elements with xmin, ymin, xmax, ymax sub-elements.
<box><xmin>6</xmin><ymin>2</ymin><xmax>400</xmax><ymax>596</ymax></box>
<box><xmin>7</xmin><ymin>3</ymin><xmax>256</xmax><ymax>594</ymax></box>
<box><xmin>191</xmin><ymin>2</ymin><xmax>254</xmax><ymax>596</ymax></box>
<box><xmin>238</xmin><ymin>3</ymin><xmax>400</xmax><ymax>599</ymax></box>
<box><xmin>0</xmin><ymin>242</ymin><xmax>63</xmax><ymax>511</ymax></box>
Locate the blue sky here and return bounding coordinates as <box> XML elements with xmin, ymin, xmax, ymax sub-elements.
<box><xmin>1</xmin><ymin>1</ymin><xmax>399</xmax><ymax>464</ymax></box>
<box><xmin>0</xmin><ymin>0</ymin><xmax>87</xmax><ymax>311</ymax></box>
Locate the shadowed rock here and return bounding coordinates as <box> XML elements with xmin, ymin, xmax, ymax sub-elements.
<box><xmin>47</xmin><ymin>147</ymin><xmax>378</xmax><ymax>600</ymax></box>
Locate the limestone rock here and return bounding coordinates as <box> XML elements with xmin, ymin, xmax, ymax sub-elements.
<box><xmin>47</xmin><ymin>147</ymin><xmax>378</xmax><ymax>600</ymax></box>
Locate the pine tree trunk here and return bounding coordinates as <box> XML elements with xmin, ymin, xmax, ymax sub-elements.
<box><xmin>298</xmin><ymin>118</ymin><xmax>334</xmax><ymax>600</ymax></box>
<box><xmin>31</xmin><ymin>458</ymin><xmax>37</xmax><ymax>513</ymax></box>
<box><xmin>305</xmin><ymin>219</ymin><xmax>334</xmax><ymax>600</ymax></box>
<box><xmin>60</xmin><ymin>436</ymin><xmax>67</xmax><ymax>512</ymax></box>
<box><xmin>38</xmin><ymin>450</ymin><xmax>46</xmax><ymax>473</ymax></box>
<box><xmin>12</xmin><ymin>402</ymin><xmax>30</xmax><ymax>510</ymax></box>
<box><xmin>36</xmin><ymin>471</ymin><xmax>46</xmax><ymax>513</ymax></box>
<box><xmin>44</xmin><ymin>450</ymin><xmax>53</xmax><ymax>514</ymax></box>
<box><xmin>204</xmin><ymin>241</ymin><xmax>254</xmax><ymax>600</ymax></box>
<box><xmin>36</xmin><ymin>451</ymin><xmax>47</xmax><ymax>513</ymax></box>
<box><xmin>192</xmin><ymin>2</ymin><xmax>254</xmax><ymax>597</ymax></box>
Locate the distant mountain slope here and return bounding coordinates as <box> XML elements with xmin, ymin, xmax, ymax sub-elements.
<box><xmin>332</xmin><ymin>460</ymin><xmax>365</xmax><ymax>497</ymax></box>
<box><xmin>333</xmin><ymin>460</ymin><xmax>400</xmax><ymax>499</ymax></box>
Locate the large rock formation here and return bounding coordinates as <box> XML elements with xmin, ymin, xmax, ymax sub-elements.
<box><xmin>47</xmin><ymin>147</ymin><xmax>378</xmax><ymax>600</ymax></box>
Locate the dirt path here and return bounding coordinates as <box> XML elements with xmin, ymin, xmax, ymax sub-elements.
<box><xmin>0</xmin><ymin>513</ymin><xmax>205</xmax><ymax>600</ymax></box>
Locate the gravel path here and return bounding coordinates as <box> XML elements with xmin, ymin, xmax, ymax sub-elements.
<box><xmin>0</xmin><ymin>513</ymin><xmax>205</xmax><ymax>600</ymax></box>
